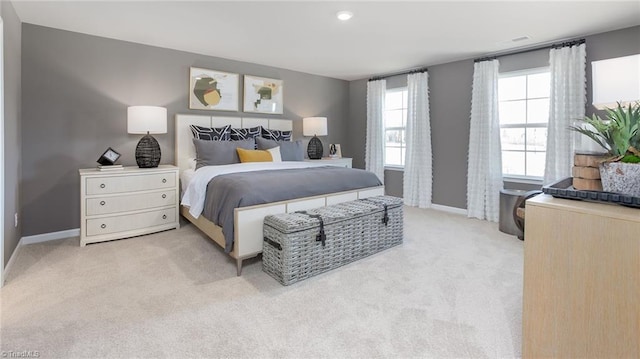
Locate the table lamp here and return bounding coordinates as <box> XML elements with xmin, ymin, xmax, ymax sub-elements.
<box><xmin>127</xmin><ymin>106</ymin><xmax>167</xmax><ymax>168</ymax></box>
<box><xmin>303</xmin><ymin>117</ymin><xmax>327</xmax><ymax>160</ymax></box>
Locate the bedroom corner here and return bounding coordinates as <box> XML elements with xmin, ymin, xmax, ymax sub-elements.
<box><xmin>1</xmin><ymin>0</ymin><xmax>22</xmax><ymax>287</ymax></box>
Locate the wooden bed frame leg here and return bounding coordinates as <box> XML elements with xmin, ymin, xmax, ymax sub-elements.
<box><xmin>236</xmin><ymin>258</ymin><xmax>243</xmax><ymax>276</ymax></box>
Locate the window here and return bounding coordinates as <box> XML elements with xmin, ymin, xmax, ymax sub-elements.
<box><xmin>384</xmin><ymin>88</ymin><xmax>407</xmax><ymax>167</ymax></box>
<box><xmin>498</xmin><ymin>69</ymin><xmax>550</xmax><ymax>179</ymax></box>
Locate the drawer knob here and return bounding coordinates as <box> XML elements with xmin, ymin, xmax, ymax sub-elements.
<box><xmin>100</xmin><ymin>184</ymin><xmax>106</xmax><ymax>189</ymax></box>
<box><xmin>162</xmin><ymin>214</ymin><xmax>167</xmax><ymax>220</ymax></box>
<box><xmin>100</xmin><ymin>201</ymin><xmax>106</xmax><ymax>206</ymax></box>
<box><xmin>101</xmin><ymin>224</ymin><xmax>106</xmax><ymax>229</ymax></box>
<box><xmin>162</xmin><ymin>178</ymin><xmax>167</xmax><ymax>183</ymax></box>
<box><xmin>162</xmin><ymin>194</ymin><xmax>167</xmax><ymax>199</ymax></box>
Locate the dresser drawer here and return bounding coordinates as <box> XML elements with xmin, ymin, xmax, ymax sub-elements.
<box><xmin>86</xmin><ymin>208</ymin><xmax>176</xmax><ymax>236</ymax></box>
<box><xmin>86</xmin><ymin>172</ymin><xmax>176</xmax><ymax>195</ymax></box>
<box><xmin>86</xmin><ymin>190</ymin><xmax>176</xmax><ymax>216</ymax></box>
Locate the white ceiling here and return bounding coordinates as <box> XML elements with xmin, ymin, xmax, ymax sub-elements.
<box><xmin>11</xmin><ymin>1</ymin><xmax>640</xmax><ymax>80</ymax></box>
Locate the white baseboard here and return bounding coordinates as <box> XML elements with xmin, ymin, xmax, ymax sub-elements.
<box><xmin>21</xmin><ymin>228</ymin><xmax>80</xmax><ymax>245</ymax></box>
<box><xmin>431</xmin><ymin>203</ymin><xmax>468</xmax><ymax>216</ymax></box>
<box><xmin>2</xmin><ymin>229</ymin><xmax>79</xmax><ymax>286</ymax></box>
<box><xmin>2</xmin><ymin>237</ymin><xmax>23</xmax><ymax>286</ymax></box>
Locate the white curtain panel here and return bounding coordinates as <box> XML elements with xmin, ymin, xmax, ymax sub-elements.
<box><xmin>403</xmin><ymin>72</ymin><xmax>432</xmax><ymax>208</ymax></box>
<box><xmin>366</xmin><ymin>79</ymin><xmax>386</xmax><ymax>184</ymax></box>
<box><xmin>467</xmin><ymin>60</ymin><xmax>503</xmax><ymax>222</ymax></box>
<box><xmin>544</xmin><ymin>43</ymin><xmax>587</xmax><ymax>184</ymax></box>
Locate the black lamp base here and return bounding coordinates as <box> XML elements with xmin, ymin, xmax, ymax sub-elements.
<box><xmin>135</xmin><ymin>134</ymin><xmax>161</xmax><ymax>168</ymax></box>
<box><xmin>307</xmin><ymin>136</ymin><xmax>323</xmax><ymax>160</ymax></box>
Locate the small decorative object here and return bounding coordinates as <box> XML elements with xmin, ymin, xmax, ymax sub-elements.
<box><xmin>97</xmin><ymin>147</ymin><xmax>121</xmax><ymax>166</ymax></box>
<box><xmin>243</xmin><ymin>75</ymin><xmax>283</xmax><ymax>114</ymax></box>
<box><xmin>543</xmin><ymin>177</ymin><xmax>640</xmax><ymax>208</ymax></box>
<box><xmin>329</xmin><ymin>144</ymin><xmax>342</xmax><ymax>159</ymax></box>
<box><xmin>189</xmin><ymin>67</ymin><xmax>239</xmax><ymax>111</ymax></box>
<box><xmin>128</xmin><ymin>106</ymin><xmax>167</xmax><ymax>168</ymax></box>
<box><xmin>570</xmin><ymin>102</ymin><xmax>640</xmax><ymax>196</ymax></box>
<box><xmin>329</xmin><ymin>144</ymin><xmax>337</xmax><ymax>157</ymax></box>
<box><xmin>572</xmin><ymin>152</ymin><xmax>606</xmax><ymax>191</ymax></box>
<box><xmin>303</xmin><ymin>117</ymin><xmax>328</xmax><ymax>160</ymax></box>
<box><xmin>599</xmin><ymin>161</ymin><xmax>640</xmax><ymax>196</ymax></box>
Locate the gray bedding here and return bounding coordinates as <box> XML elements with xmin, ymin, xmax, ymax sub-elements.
<box><xmin>201</xmin><ymin>166</ymin><xmax>382</xmax><ymax>252</ymax></box>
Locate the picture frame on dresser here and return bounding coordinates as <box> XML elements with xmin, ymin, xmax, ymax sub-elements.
<box><xmin>97</xmin><ymin>147</ymin><xmax>121</xmax><ymax>166</ymax></box>
<box><xmin>243</xmin><ymin>75</ymin><xmax>284</xmax><ymax>114</ymax></box>
<box><xmin>329</xmin><ymin>144</ymin><xmax>342</xmax><ymax>159</ymax></box>
<box><xmin>189</xmin><ymin>67</ymin><xmax>239</xmax><ymax>111</ymax></box>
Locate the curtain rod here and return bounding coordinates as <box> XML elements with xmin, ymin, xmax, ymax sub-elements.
<box><xmin>368</xmin><ymin>67</ymin><xmax>428</xmax><ymax>82</ymax></box>
<box><xmin>473</xmin><ymin>38</ymin><xmax>586</xmax><ymax>63</ymax></box>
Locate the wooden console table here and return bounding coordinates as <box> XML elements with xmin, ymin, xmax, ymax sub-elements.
<box><xmin>522</xmin><ymin>195</ymin><xmax>639</xmax><ymax>358</ymax></box>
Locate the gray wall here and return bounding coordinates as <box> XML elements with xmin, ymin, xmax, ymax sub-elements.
<box><xmin>429</xmin><ymin>60</ymin><xmax>474</xmax><ymax>209</ymax></box>
<box><xmin>348</xmin><ymin>60</ymin><xmax>473</xmax><ymax>209</ymax></box>
<box><xmin>346</xmin><ymin>79</ymin><xmax>366</xmax><ymax>170</ymax></box>
<box><xmin>15</xmin><ymin>22</ymin><xmax>640</xmax><ymax>239</ymax></box>
<box><xmin>348</xmin><ymin>25</ymin><xmax>640</xmax><ymax>210</ymax></box>
<box><xmin>584</xmin><ymin>26</ymin><xmax>640</xmax><ymax>118</ymax></box>
<box><xmin>2</xmin><ymin>1</ymin><xmax>22</xmax><ymax>267</ymax></box>
<box><xmin>21</xmin><ymin>24</ymin><xmax>350</xmax><ymax>236</ymax></box>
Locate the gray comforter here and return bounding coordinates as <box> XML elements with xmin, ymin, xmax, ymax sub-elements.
<box><xmin>201</xmin><ymin>166</ymin><xmax>382</xmax><ymax>252</ymax></box>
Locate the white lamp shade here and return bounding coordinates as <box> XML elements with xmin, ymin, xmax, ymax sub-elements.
<box><xmin>127</xmin><ymin>106</ymin><xmax>167</xmax><ymax>134</ymax></box>
<box><xmin>592</xmin><ymin>54</ymin><xmax>640</xmax><ymax>110</ymax></box>
<box><xmin>303</xmin><ymin>117</ymin><xmax>328</xmax><ymax>136</ymax></box>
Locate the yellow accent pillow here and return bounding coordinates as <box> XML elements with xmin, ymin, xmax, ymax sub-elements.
<box><xmin>237</xmin><ymin>148</ymin><xmax>273</xmax><ymax>163</ymax></box>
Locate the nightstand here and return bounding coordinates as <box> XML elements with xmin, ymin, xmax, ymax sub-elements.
<box><xmin>304</xmin><ymin>157</ymin><xmax>352</xmax><ymax>168</ymax></box>
<box><xmin>79</xmin><ymin>165</ymin><xmax>179</xmax><ymax>246</ymax></box>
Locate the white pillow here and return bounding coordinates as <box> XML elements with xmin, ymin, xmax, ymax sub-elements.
<box><xmin>188</xmin><ymin>157</ymin><xmax>196</xmax><ymax>170</ymax></box>
<box><xmin>267</xmin><ymin>146</ymin><xmax>282</xmax><ymax>162</ymax></box>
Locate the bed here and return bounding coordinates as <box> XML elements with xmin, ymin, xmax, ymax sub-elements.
<box><xmin>175</xmin><ymin>114</ymin><xmax>385</xmax><ymax>275</ymax></box>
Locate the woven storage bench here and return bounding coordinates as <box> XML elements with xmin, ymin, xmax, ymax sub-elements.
<box><xmin>262</xmin><ymin>195</ymin><xmax>403</xmax><ymax>285</ymax></box>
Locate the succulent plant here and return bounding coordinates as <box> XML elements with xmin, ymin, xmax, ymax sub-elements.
<box><xmin>571</xmin><ymin>102</ymin><xmax>640</xmax><ymax>163</ymax></box>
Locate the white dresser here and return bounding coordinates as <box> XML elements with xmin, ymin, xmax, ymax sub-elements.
<box><xmin>79</xmin><ymin>165</ymin><xmax>179</xmax><ymax>246</ymax></box>
<box><xmin>304</xmin><ymin>157</ymin><xmax>352</xmax><ymax>168</ymax></box>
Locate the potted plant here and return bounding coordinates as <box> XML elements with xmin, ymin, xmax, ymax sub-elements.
<box><xmin>571</xmin><ymin>102</ymin><xmax>640</xmax><ymax>196</ymax></box>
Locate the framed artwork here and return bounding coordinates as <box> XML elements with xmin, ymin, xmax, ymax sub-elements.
<box><xmin>189</xmin><ymin>67</ymin><xmax>239</xmax><ymax>111</ymax></box>
<box><xmin>243</xmin><ymin>75</ymin><xmax>284</xmax><ymax>114</ymax></box>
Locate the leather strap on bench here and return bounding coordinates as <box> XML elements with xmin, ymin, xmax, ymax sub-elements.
<box><xmin>297</xmin><ymin>211</ymin><xmax>326</xmax><ymax>247</ymax></box>
<box><xmin>263</xmin><ymin>237</ymin><xmax>282</xmax><ymax>250</ymax></box>
<box><xmin>360</xmin><ymin>199</ymin><xmax>389</xmax><ymax>226</ymax></box>
<box><xmin>382</xmin><ymin>204</ymin><xmax>389</xmax><ymax>226</ymax></box>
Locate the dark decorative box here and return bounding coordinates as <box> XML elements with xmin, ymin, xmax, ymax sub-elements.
<box><xmin>542</xmin><ymin>177</ymin><xmax>640</xmax><ymax>208</ymax></box>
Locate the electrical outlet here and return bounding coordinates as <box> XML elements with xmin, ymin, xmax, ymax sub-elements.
<box><xmin>14</xmin><ymin>213</ymin><xmax>18</xmax><ymax>228</ymax></box>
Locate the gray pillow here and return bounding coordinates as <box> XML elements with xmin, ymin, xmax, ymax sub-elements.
<box><xmin>193</xmin><ymin>138</ymin><xmax>255</xmax><ymax>169</ymax></box>
<box><xmin>256</xmin><ymin>137</ymin><xmax>304</xmax><ymax>161</ymax></box>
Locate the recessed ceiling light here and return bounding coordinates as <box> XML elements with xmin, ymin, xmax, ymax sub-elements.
<box><xmin>337</xmin><ymin>11</ymin><xmax>353</xmax><ymax>21</ymax></box>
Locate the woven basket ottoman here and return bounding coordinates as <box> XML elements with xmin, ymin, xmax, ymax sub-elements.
<box><xmin>262</xmin><ymin>195</ymin><xmax>403</xmax><ymax>285</ymax></box>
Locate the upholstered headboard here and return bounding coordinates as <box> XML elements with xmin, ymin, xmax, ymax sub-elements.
<box><xmin>174</xmin><ymin>114</ymin><xmax>293</xmax><ymax>173</ymax></box>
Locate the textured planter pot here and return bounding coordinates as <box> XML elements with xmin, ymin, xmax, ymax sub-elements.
<box><xmin>599</xmin><ymin>162</ymin><xmax>640</xmax><ymax>196</ymax></box>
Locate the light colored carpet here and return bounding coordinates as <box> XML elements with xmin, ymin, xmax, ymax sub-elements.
<box><xmin>1</xmin><ymin>207</ymin><xmax>523</xmax><ymax>358</ymax></box>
